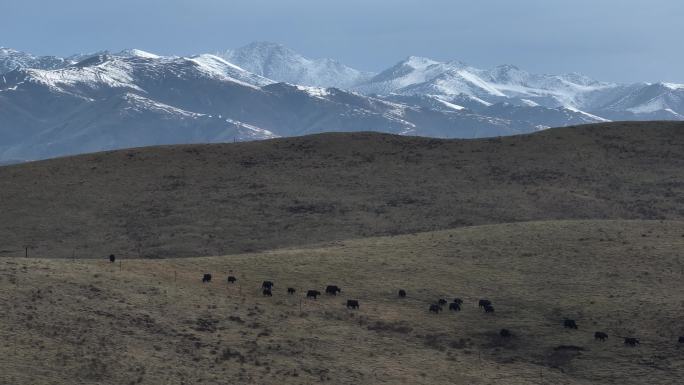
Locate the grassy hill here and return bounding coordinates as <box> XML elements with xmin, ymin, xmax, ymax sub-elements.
<box><xmin>1</xmin><ymin>220</ymin><xmax>683</xmax><ymax>384</ymax></box>
<box><xmin>0</xmin><ymin>121</ymin><xmax>683</xmax><ymax>259</ymax></box>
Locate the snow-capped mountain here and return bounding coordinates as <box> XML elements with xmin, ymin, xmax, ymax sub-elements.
<box><xmin>1</xmin><ymin>42</ymin><xmax>682</xmax><ymax>163</ymax></box>
<box><xmin>0</xmin><ymin>47</ymin><xmax>148</xmax><ymax>74</ymax></box>
<box><xmin>585</xmin><ymin>82</ymin><xmax>684</xmax><ymax>120</ymax></box>
<box><xmin>0</xmin><ymin>50</ymin><xmax>540</xmax><ymax>162</ymax></box>
<box><xmin>354</xmin><ymin>56</ymin><xmax>615</xmax><ymax>108</ymax></box>
<box><xmin>353</xmin><ymin>55</ymin><xmax>684</xmax><ymax>121</ymax></box>
<box><xmin>221</xmin><ymin>42</ymin><xmax>373</xmax><ymax>89</ymax></box>
<box><xmin>1</xmin><ymin>47</ymin><xmax>72</xmax><ymax>74</ymax></box>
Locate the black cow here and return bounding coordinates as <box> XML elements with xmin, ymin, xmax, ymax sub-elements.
<box><xmin>325</xmin><ymin>285</ymin><xmax>342</xmax><ymax>295</ymax></box>
<box><xmin>227</xmin><ymin>276</ymin><xmax>237</xmax><ymax>284</ymax></box>
<box><xmin>449</xmin><ymin>302</ymin><xmax>461</xmax><ymax>312</ymax></box>
<box><xmin>287</xmin><ymin>288</ymin><xmax>296</xmax><ymax>295</ymax></box>
<box><xmin>624</xmin><ymin>337</ymin><xmax>640</xmax><ymax>346</ymax></box>
<box><xmin>484</xmin><ymin>305</ymin><xmax>495</xmax><ymax>313</ymax></box>
<box><xmin>262</xmin><ymin>281</ymin><xmax>274</xmax><ymax>289</ymax></box>
<box><xmin>437</xmin><ymin>299</ymin><xmax>448</xmax><ymax>306</ymax></box>
<box><xmin>429</xmin><ymin>304</ymin><xmax>442</xmax><ymax>313</ymax></box>
<box><xmin>109</xmin><ymin>254</ymin><xmax>116</xmax><ymax>263</ymax></box>
<box><xmin>262</xmin><ymin>288</ymin><xmax>272</xmax><ymax>296</ymax></box>
<box><xmin>478</xmin><ymin>299</ymin><xmax>492</xmax><ymax>308</ymax></box>
<box><xmin>594</xmin><ymin>332</ymin><xmax>608</xmax><ymax>341</ymax></box>
<box><xmin>346</xmin><ymin>299</ymin><xmax>360</xmax><ymax>309</ymax></box>
<box><xmin>453</xmin><ymin>298</ymin><xmax>463</xmax><ymax>306</ymax></box>
<box><xmin>202</xmin><ymin>274</ymin><xmax>212</xmax><ymax>283</ymax></box>
<box><xmin>563</xmin><ymin>319</ymin><xmax>578</xmax><ymax>329</ymax></box>
<box><xmin>306</xmin><ymin>290</ymin><xmax>321</xmax><ymax>299</ymax></box>
<box><xmin>500</xmin><ymin>329</ymin><xmax>512</xmax><ymax>338</ymax></box>
<box><xmin>679</xmin><ymin>336</ymin><xmax>684</xmax><ymax>344</ymax></box>
<box><xmin>398</xmin><ymin>289</ymin><xmax>407</xmax><ymax>298</ymax></box>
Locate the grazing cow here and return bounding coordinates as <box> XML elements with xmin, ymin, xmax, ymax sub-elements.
<box><xmin>478</xmin><ymin>299</ymin><xmax>492</xmax><ymax>308</ymax></box>
<box><xmin>262</xmin><ymin>288</ymin><xmax>272</xmax><ymax>296</ymax></box>
<box><xmin>563</xmin><ymin>319</ymin><xmax>578</xmax><ymax>329</ymax></box>
<box><xmin>500</xmin><ymin>329</ymin><xmax>512</xmax><ymax>338</ymax></box>
<box><xmin>594</xmin><ymin>332</ymin><xmax>608</xmax><ymax>341</ymax></box>
<box><xmin>202</xmin><ymin>274</ymin><xmax>212</xmax><ymax>283</ymax></box>
<box><xmin>449</xmin><ymin>302</ymin><xmax>461</xmax><ymax>312</ymax></box>
<box><xmin>287</xmin><ymin>288</ymin><xmax>296</xmax><ymax>295</ymax></box>
<box><xmin>484</xmin><ymin>305</ymin><xmax>495</xmax><ymax>313</ymax></box>
<box><xmin>453</xmin><ymin>298</ymin><xmax>463</xmax><ymax>306</ymax></box>
<box><xmin>109</xmin><ymin>254</ymin><xmax>116</xmax><ymax>263</ymax></box>
<box><xmin>346</xmin><ymin>300</ymin><xmax>360</xmax><ymax>309</ymax></box>
<box><xmin>398</xmin><ymin>289</ymin><xmax>407</xmax><ymax>298</ymax></box>
<box><xmin>438</xmin><ymin>299</ymin><xmax>448</xmax><ymax>306</ymax></box>
<box><xmin>679</xmin><ymin>336</ymin><xmax>684</xmax><ymax>344</ymax></box>
<box><xmin>306</xmin><ymin>290</ymin><xmax>321</xmax><ymax>299</ymax></box>
<box><xmin>227</xmin><ymin>276</ymin><xmax>237</xmax><ymax>284</ymax></box>
<box><xmin>262</xmin><ymin>281</ymin><xmax>274</xmax><ymax>289</ymax></box>
<box><xmin>429</xmin><ymin>304</ymin><xmax>442</xmax><ymax>313</ymax></box>
<box><xmin>624</xmin><ymin>337</ymin><xmax>640</xmax><ymax>346</ymax></box>
<box><xmin>325</xmin><ymin>285</ymin><xmax>342</xmax><ymax>295</ymax></box>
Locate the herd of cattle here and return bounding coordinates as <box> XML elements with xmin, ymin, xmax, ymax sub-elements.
<box><xmin>105</xmin><ymin>255</ymin><xmax>682</xmax><ymax>348</ymax></box>
<box><xmin>194</xmin><ymin>271</ymin><xmax>684</xmax><ymax>348</ymax></box>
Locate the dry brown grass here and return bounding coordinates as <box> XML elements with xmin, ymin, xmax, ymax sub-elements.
<box><xmin>2</xmin><ymin>220</ymin><xmax>683</xmax><ymax>384</ymax></box>
<box><xmin>0</xmin><ymin>121</ymin><xmax>683</xmax><ymax>259</ymax></box>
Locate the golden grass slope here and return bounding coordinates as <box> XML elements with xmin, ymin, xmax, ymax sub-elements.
<box><xmin>0</xmin><ymin>121</ymin><xmax>683</xmax><ymax>259</ymax></box>
<box><xmin>2</xmin><ymin>220</ymin><xmax>683</xmax><ymax>384</ymax></box>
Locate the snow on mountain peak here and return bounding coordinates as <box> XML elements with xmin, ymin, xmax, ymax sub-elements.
<box><xmin>222</xmin><ymin>41</ymin><xmax>373</xmax><ymax>89</ymax></box>
<box><xmin>186</xmin><ymin>54</ymin><xmax>274</xmax><ymax>87</ymax></box>
<box><xmin>1</xmin><ymin>48</ymin><xmax>70</xmax><ymax>74</ymax></box>
<box><xmin>487</xmin><ymin>64</ymin><xmax>527</xmax><ymax>83</ymax></box>
<box><xmin>356</xmin><ymin>55</ymin><xmax>630</xmax><ymax>113</ymax></box>
<box><xmin>0</xmin><ymin>42</ymin><xmax>683</xmax><ymax>164</ymax></box>
<box><xmin>24</xmin><ymin>56</ymin><xmax>142</xmax><ymax>93</ymax></box>
<box><xmin>662</xmin><ymin>82</ymin><xmax>684</xmax><ymax>90</ymax></box>
<box><xmin>116</xmin><ymin>49</ymin><xmax>161</xmax><ymax>59</ymax></box>
<box><xmin>0</xmin><ymin>47</ymin><xmax>19</xmax><ymax>55</ymax></box>
<box><xmin>403</xmin><ymin>56</ymin><xmax>441</xmax><ymax>69</ymax></box>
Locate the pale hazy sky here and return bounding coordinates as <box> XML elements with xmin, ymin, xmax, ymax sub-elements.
<box><xmin>1</xmin><ymin>0</ymin><xmax>682</xmax><ymax>83</ymax></box>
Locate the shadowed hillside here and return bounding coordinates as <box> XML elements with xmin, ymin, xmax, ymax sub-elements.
<box><xmin>1</xmin><ymin>220</ymin><xmax>683</xmax><ymax>384</ymax></box>
<box><xmin>0</xmin><ymin>121</ymin><xmax>683</xmax><ymax>258</ymax></box>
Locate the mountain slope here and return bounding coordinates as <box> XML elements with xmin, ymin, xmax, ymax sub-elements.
<box><xmin>0</xmin><ymin>52</ymin><xmax>541</xmax><ymax>162</ymax></box>
<box><xmin>0</xmin><ymin>47</ymin><xmax>72</xmax><ymax>74</ymax></box>
<box><xmin>0</xmin><ymin>121</ymin><xmax>682</xmax><ymax>259</ymax></box>
<box><xmin>0</xmin><ymin>53</ymin><xmax>280</xmax><ymax>160</ymax></box>
<box><xmin>222</xmin><ymin>42</ymin><xmax>373</xmax><ymax>89</ymax></box>
<box><xmin>589</xmin><ymin>82</ymin><xmax>684</xmax><ymax>120</ymax></box>
<box><xmin>355</xmin><ymin>56</ymin><xmax>684</xmax><ymax>121</ymax></box>
<box><xmin>2</xmin><ymin>44</ymin><xmax>682</xmax><ymax>163</ymax></box>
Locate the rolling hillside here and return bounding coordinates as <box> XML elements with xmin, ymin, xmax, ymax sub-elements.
<box><xmin>1</xmin><ymin>220</ymin><xmax>683</xmax><ymax>384</ymax></box>
<box><xmin>0</xmin><ymin>121</ymin><xmax>683</xmax><ymax>259</ymax></box>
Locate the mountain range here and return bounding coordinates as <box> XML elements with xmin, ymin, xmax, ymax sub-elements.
<box><xmin>1</xmin><ymin>42</ymin><xmax>682</xmax><ymax>162</ymax></box>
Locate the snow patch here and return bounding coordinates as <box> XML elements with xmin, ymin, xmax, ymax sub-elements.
<box><xmin>123</xmin><ymin>93</ymin><xmax>203</xmax><ymax>118</ymax></box>
<box><xmin>431</xmin><ymin>96</ymin><xmax>465</xmax><ymax>110</ymax></box>
<box><xmin>295</xmin><ymin>84</ymin><xmax>330</xmax><ymax>98</ymax></box>
<box><xmin>662</xmin><ymin>83</ymin><xmax>684</xmax><ymax>90</ymax></box>
<box><xmin>24</xmin><ymin>59</ymin><xmax>143</xmax><ymax>93</ymax></box>
<box><xmin>118</xmin><ymin>49</ymin><xmax>161</xmax><ymax>59</ymax></box>
<box><xmin>564</xmin><ymin>106</ymin><xmax>611</xmax><ymax>122</ymax></box>
<box><xmin>627</xmin><ymin>98</ymin><xmax>668</xmax><ymax>114</ymax></box>
<box><xmin>187</xmin><ymin>54</ymin><xmax>273</xmax><ymax>87</ymax></box>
